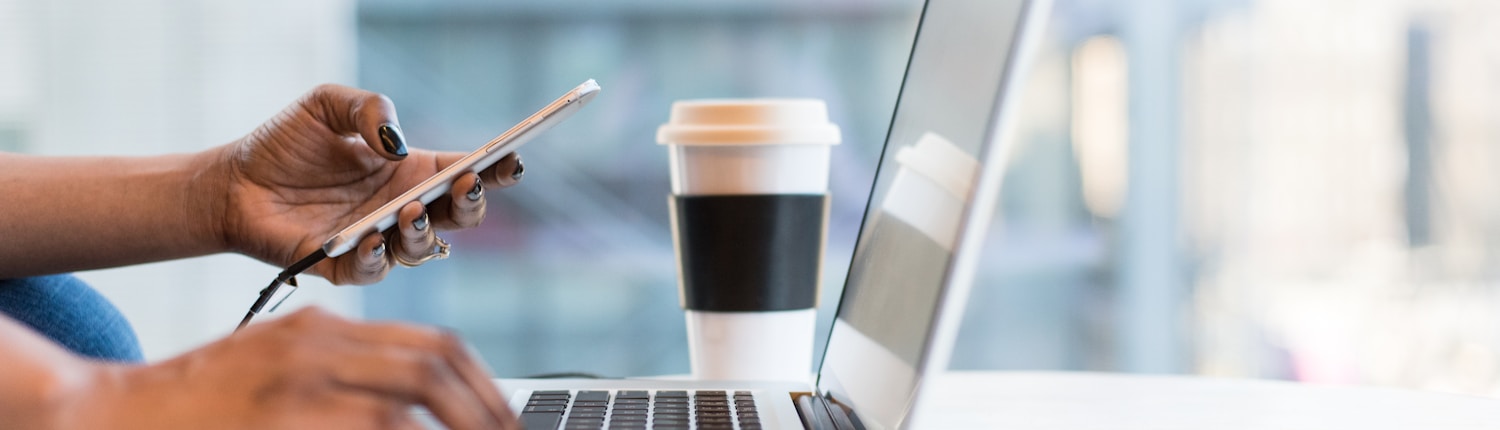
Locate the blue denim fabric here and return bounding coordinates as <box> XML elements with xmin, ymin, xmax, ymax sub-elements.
<box><xmin>0</xmin><ymin>275</ymin><xmax>143</xmax><ymax>362</ymax></box>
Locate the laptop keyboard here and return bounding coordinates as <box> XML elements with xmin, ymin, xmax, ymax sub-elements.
<box><xmin>519</xmin><ymin>389</ymin><xmax>762</xmax><ymax>430</ymax></box>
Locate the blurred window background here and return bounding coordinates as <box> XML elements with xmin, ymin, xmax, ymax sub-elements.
<box><xmin>5</xmin><ymin>0</ymin><xmax>1500</xmax><ymax>398</ymax></box>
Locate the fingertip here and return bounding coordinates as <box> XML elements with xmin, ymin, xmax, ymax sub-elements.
<box><xmin>356</xmin><ymin>92</ymin><xmax>403</xmax><ymax>160</ymax></box>
<box><xmin>399</xmin><ymin>201</ymin><xmax>428</xmax><ymax>234</ymax></box>
<box><xmin>360</xmin><ymin>234</ymin><xmax>390</xmax><ymax>274</ymax></box>
<box><xmin>376</xmin><ymin>123</ymin><xmax>409</xmax><ymax>160</ymax></box>
<box><xmin>339</xmin><ymin>234</ymin><xmax>390</xmax><ymax>286</ymax></box>
<box><xmin>454</xmin><ymin>173</ymin><xmax>483</xmax><ymax>205</ymax></box>
<box><xmin>509</xmin><ymin>159</ymin><xmax>524</xmax><ymax>183</ymax></box>
<box><xmin>436</xmin><ymin>174</ymin><xmax>486</xmax><ymax>230</ymax></box>
<box><xmin>485</xmin><ymin>152</ymin><xmax>523</xmax><ymax>188</ymax></box>
<box><xmin>310</xmin><ymin>84</ymin><xmax>405</xmax><ymax>160</ymax></box>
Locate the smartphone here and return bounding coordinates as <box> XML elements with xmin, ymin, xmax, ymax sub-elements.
<box><xmin>320</xmin><ymin>79</ymin><xmax>601</xmax><ymax>257</ymax></box>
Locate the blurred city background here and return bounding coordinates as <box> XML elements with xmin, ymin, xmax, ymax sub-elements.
<box><xmin>3</xmin><ymin>0</ymin><xmax>1500</xmax><ymax>398</ymax></box>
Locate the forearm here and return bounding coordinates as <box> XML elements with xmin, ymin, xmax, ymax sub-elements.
<box><xmin>0</xmin><ymin>149</ymin><xmax>230</xmax><ymax>277</ymax></box>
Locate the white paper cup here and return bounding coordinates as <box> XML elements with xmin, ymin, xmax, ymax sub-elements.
<box><xmin>658</xmin><ymin>99</ymin><xmax>839</xmax><ymax>382</ymax></box>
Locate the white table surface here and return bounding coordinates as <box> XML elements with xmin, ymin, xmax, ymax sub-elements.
<box><xmin>911</xmin><ymin>371</ymin><xmax>1500</xmax><ymax>429</ymax></box>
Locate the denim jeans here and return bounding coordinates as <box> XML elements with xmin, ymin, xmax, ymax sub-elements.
<box><xmin>0</xmin><ymin>275</ymin><xmax>143</xmax><ymax>362</ymax></box>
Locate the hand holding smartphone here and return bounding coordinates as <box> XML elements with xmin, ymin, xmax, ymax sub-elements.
<box><xmin>322</xmin><ymin>79</ymin><xmax>600</xmax><ymax>257</ymax></box>
<box><xmin>237</xmin><ymin>79</ymin><xmax>601</xmax><ymax>330</ymax></box>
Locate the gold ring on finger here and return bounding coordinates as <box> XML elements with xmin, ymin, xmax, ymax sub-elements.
<box><xmin>392</xmin><ymin>236</ymin><xmax>451</xmax><ymax>268</ymax></box>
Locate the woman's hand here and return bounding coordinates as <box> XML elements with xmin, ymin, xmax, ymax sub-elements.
<box><xmin>207</xmin><ymin>84</ymin><xmax>524</xmax><ymax>285</ymax></box>
<box><xmin>51</xmin><ymin>308</ymin><xmax>518</xmax><ymax>430</ymax></box>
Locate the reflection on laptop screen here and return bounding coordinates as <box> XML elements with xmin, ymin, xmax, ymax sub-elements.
<box><xmin>817</xmin><ymin>0</ymin><xmax>1040</xmax><ymax>428</ymax></box>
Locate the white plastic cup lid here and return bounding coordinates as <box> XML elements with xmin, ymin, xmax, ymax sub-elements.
<box><xmin>657</xmin><ymin>99</ymin><xmax>841</xmax><ymax>146</ymax></box>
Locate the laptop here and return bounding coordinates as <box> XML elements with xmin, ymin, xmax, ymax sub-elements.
<box><xmin>491</xmin><ymin>0</ymin><xmax>1050</xmax><ymax>428</ymax></box>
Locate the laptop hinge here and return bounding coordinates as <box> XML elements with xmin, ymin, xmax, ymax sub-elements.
<box><xmin>795</xmin><ymin>394</ymin><xmax>863</xmax><ymax>430</ymax></box>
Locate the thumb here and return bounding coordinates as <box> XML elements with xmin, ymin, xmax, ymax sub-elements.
<box><xmin>304</xmin><ymin>84</ymin><xmax>408</xmax><ymax>161</ymax></box>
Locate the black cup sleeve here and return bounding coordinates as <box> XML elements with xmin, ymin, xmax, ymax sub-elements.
<box><xmin>670</xmin><ymin>194</ymin><xmax>827</xmax><ymax>311</ymax></box>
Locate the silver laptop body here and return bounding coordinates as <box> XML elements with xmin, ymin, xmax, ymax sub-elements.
<box><xmin>490</xmin><ymin>0</ymin><xmax>1051</xmax><ymax>428</ymax></box>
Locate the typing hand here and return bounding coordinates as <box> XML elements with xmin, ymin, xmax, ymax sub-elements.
<box><xmin>72</xmin><ymin>308</ymin><xmax>518</xmax><ymax>430</ymax></box>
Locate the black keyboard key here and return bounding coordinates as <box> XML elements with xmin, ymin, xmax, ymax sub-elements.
<box><xmin>694</xmin><ymin>400</ymin><xmax>728</xmax><ymax>407</ymax></box>
<box><xmin>654</xmin><ymin>408</ymin><xmax>690</xmax><ymax>415</ymax></box>
<box><xmin>735</xmin><ymin>391</ymin><xmax>752</xmax><ymax>396</ymax></box>
<box><xmin>575</xmin><ymin>391</ymin><xmax>610</xmax><ymax>402</ymax></box>
<box><xmin>655</xmin><ymin>390</ymin><xmax>688</xmax><ymax>398</ymax></box>
<box><xmin>524</xmin><ymin>405</ymin><xmax>566</xmax><ymax>413</ymax></box>
<box><xmin>571</xmin><ymin>407</ymin><xmax>606</xmax><ymax>414</ymax></box>
<box><xmin>694</xmin><ymin>390</ymin><xmax>727</xmax><ymax>397</ymax></box>
<box><xmin>612</xmin><ymin>398</ymin><xmax>649</xmax><ymax>405</ymax></box>
<box><xmin>611</xmin><ymin>410</ymin><xmax>647</xmax><ymax>416</ymax></box>
<box><xmin>531</xmin><ymin>395</ymin><xmax>571</xmax><ymax>401</ymax></box>
<box><xmin>527</xmin><ymin>399</ymin><xmax>569</xmax><ymax>406</ymax></box>
<box><xmin>533</xmin><ymin>390</ymin><xmax>572</xmax><ymax>396</ymax></box>
<box><xmin>653</xmin><ymin>401</ymin><xmax>688</xmax><ymax>408</ymax></box>
<box><xmin>569</xmin><ymin>412</ymin><xmax>606</xmax><ymax>419</ymax></box>
<box><xmin>574</xmin><ymin>401</ymin><xmax>607</xmax><ymax>407</ymax></box>
<box><xmin>519</xmin><ymin>411</ymin><xmax>562</xmax><ymax>430</ymax></box>
<box><xmin>612</xmin><ymin>403</ymin><xmax>648</xmax><ymax>410</ymax></box>
<box><xmin>616</xmin><ymin>390</ymin><xmax>650</xmax><ymax>399</ymax></box>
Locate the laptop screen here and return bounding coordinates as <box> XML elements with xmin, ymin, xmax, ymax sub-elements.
<box><xmin>816</xmin><ymin>0</ymin><xmax>1043</xmax><ymax>428</ymax></box>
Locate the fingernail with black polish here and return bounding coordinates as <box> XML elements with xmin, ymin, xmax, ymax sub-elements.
<box><xmin>378</xmin><ymin>123</ymin><xmax>408</xmax><ymax>158</ymax></box>
<box><xmin>511</xmin><ymin>160</ymin><xmax>525</xmax><ymax>181</ymax></box>
<box><xmin>466</xmin><ymin>180</ymin><xmax>484</xmax><ymax>201</ymax></box>
<box><xmin>372</xmin><ymin>242</ymin><xmax>386</xmax><ymax>257</ymax></box>
<box><xmin>413</xmin><ymin>212</ymin><xmax>429</xmax><ymax>231</ymax></box>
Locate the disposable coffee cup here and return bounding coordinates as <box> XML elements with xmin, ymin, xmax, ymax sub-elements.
<box><xmin>657</xmin><ymin>99</ymin><xmax>840</xmax><ymax>382</ymax></box>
